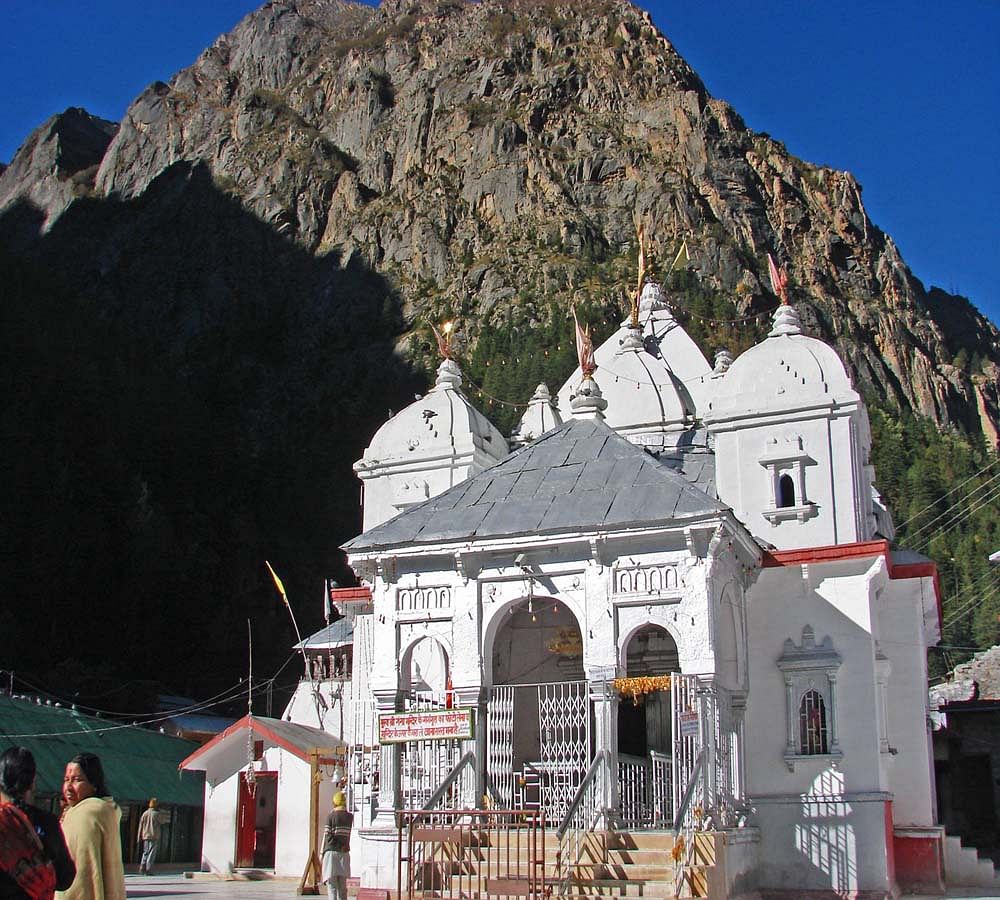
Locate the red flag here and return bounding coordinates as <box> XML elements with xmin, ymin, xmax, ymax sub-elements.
<box><xmin>768</xmin><ymin>253</ymin><xmax>789</xmax><ymax>304</ymax></box>
<box><xmin>431</xmin><ymin>322</ymin><xmax>454</xmax><ymax>359</ymax></box>
<box><xmin>572</xmin><ymin>306</ymin><xmax>597</xmax><ymax>377</ymax></box>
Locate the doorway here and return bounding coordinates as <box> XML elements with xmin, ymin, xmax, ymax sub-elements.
<box><xmin>236</xmin><ymin>772</ymin><xmax>277</xmax><ymax>869</ymax></box>
<box><xmin>487</xmin><ymin>596</ymin><xmax>588</xmax><ymax>820</ymax></box>
<box><xmin>618</xmin><ymin>625</ymin><xmax>679</xmax><ymax>757</ymax></box>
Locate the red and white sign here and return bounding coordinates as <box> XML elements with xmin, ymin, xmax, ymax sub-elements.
<box><xmin>679</xmin><ymin>710</ymin><xmax>699</xmax><ymax>738</ymax></box>
<box><xmin>378</xmin><ymin>708</ymin><xmax>475</xmax><ymax>744</ymax></box>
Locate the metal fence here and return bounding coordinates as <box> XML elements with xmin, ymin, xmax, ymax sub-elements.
<box><xmin>399</xmin><ymin>808</ymin><xmax>546</xmax><ymax>900</ymax></box>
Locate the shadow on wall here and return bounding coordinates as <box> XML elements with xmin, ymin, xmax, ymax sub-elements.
<box><xmin>793</xmin><ymin>769</ymin><xmax>859</xmax><ymax>892</ymax></box>
<box><xmin>0</xmin><ymin>163</ymin><xmax>424</xmax><ymax>703</ymax></box>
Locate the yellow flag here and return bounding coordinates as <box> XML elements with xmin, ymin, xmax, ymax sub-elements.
<box><xmin>669</xmin><ymin>240</ymin><xmax>689</xmax><ymax>272</ymax></box>
<box><xmin>265</xmin><ymin>560</ymin><xmax>289</xmax><ymax>608</ymax></box>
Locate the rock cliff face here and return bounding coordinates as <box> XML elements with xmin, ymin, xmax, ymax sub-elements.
<box><xmin>2</xmin><ymin>0</ymin><xmax>998</xmax><ymax>443</ymax></box>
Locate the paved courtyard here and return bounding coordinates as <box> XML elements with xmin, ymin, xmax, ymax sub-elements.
<box><xmin>125</xmin><ymin>874</ymin><xmax>319</xmax><ymax>899</ymax></box>
<box><xmin>122</xmin><ymin>873</ymin><xmax>1000</xmax><ymax>900</ymax></box>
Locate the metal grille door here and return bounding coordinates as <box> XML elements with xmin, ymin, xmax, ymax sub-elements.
<box><xmin>671</xmin><ymin>674</ymin><xmax>701</xmax><ymax>819</ymax></box>
<box><xmin>537</xmin><ymin>681</ymin><xmax>590</xmax><ymax>822</ymax></box>
<box><xmin>487</xmin><ymin>685</ymin><xmax>515</xmax><ymax>805</ymax></box>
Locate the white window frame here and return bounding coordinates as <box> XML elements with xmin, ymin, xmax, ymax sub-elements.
<box><xmin>759</xmin><ymin>436</ymin><xmax>818</xmax><ymax>524</ymax></box>
<box><xmin>777</xmin><ymin>625</ymin><xmax>842</xmax><ymax>770</ymax></box>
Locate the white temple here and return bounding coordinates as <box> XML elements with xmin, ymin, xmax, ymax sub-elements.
<box><xmin>185</xmin><ymin>280</ymin><xmax>958</xmax><ymax>896</ymax></box>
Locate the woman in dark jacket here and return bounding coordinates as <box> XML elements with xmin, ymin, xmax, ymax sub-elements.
<box><xmin>0</xmin><ymin>747</ymin><xmax>75</xmax><ymax>899</ymax></box>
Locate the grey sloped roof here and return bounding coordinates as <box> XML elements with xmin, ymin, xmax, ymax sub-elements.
<box><xmin>655</xmin><ymin>429</ymin><xmax>717</xmax><ymax>498</ymax></box>
<box><xmin>295</xmin><ymin>617</ymin><xmax>354</xmax><ymax>649</ymax></box>
<box><xmin>343</xmin><ymin>418</ymin><xmax>725</xmax><ymax>553</ymax></box>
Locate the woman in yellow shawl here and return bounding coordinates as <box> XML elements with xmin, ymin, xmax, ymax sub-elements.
<box><xmin>56</xmin><ymin>754</ymin><xmax>125</xmax><ymax>900</ymax></box>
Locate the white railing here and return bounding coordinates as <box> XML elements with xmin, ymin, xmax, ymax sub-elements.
<box><xmin>650</xmin><ymin>749</ymin><xmax>672</xmax><ymax>828</ymax></box>
<box><xmin>400</xmin><ymin>690</ymin><xmax>465</xmax><ymax>810</ymax></box>
<box><xmin>617</xmin><ymin>754</ymin><xmax>651</xmax><ymax>829</ymax></box>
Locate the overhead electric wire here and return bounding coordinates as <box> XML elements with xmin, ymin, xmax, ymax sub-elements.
<box><xmin>942</xmin><ymin>573</ymin><xmax>1000</xmax><ymax>629</ymax></box>
<box><xmin>5</xmin><ymin>650</ymin><xmax>305</xmax><ymax>738</ymax></box>
<box><xmin>908</xmin><ymin>488</ymin><xmax>1000</xmax><ymax>557</ymax></box>
<box><xmin>904</xmin><ymin>470</ymin><xmax>1000</xmax><ymax>547</ymax></box>
<box><xmin>894</xmin><ymin>457</ymin><xmax>999</xmax><ymax>532</ymax></box>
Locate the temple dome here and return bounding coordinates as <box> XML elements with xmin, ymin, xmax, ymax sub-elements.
<box><xmin>557</xmin><ymin>283</ymin><xmax>708</xmax><ymax>443</ymax></box>
<box><xmin>354</xmin><ymin>359</ymin><xmax>508</xmax><ymax>530</ymax></box>
<box><xmin>361</xmin><ymin>359</ymin><xmax>507</xmax><ymax>466</ymax></box>
<box><xmin>706</xmin><ymin>304</ymin><xmax>856</xmax><ymax>421</ymax></box>
<box><xmin>511</xmin><ymin>383</ymin><xmax>563</xmax><ymax>447</ymax></box>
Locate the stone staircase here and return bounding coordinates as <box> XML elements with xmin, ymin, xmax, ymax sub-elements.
<box><xmin>419</xmin><ymin>829</ymin><xmax>713</xmax><ymax>899</ymax></box>
<box><xmin>944</xmin><ymin>834</ymin><xmax>1000</xmax><ymax>888</ymax></box>
<box><xmin>562</xmin><ymin>830</ymin><xmax>714</xmax><ymax>899</ymax></box>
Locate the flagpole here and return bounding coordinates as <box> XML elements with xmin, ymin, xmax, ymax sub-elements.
<box><xmin>265</xmin><ymin>560</ymin><xmax>312</xmax><ymax>682</ymax></box>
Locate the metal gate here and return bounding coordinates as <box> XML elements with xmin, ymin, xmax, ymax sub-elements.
<box><xmin>671</xmin><ymin>674</ymin><xmax>703</xmax><ymax>821</ymax></box>
<box><xmin>487</xmin><ymin>685</ymin><xmax>515</xmax><ymax>805</ymax></box>
<box><xmin>486</xmin><ymin>681</ymin><xmax>591</xmax><ymax>821</ymax></box>
<box><xmin>537</xmin><ymin>681</ymin><xmax>590</xmax><ymax>822</ymax></box>
<box><xmin>399</xmin><ymin>808</ymin><xmax>546</xmax><ymax>899</ymax></box>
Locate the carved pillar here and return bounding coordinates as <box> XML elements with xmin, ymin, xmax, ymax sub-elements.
<box><xmin>372</xmin><ymin>690</ymin><xmax>401</xmax><ymax>828</ymax></box>
<box><xmin>455</xmin><ymin>684</ymin><xmax>484</xmax><ymax>808</ymax></box>
<box><xmin>589</xmin><ymin>675</ymin><xmax>619</xmax><ymax>824</ymax></box>
<box><xmin>784</xmin><ymin>674</ymin><xmax>797</xmax><ymax>756</ymax></box>
<box><xmin>827</xmin><ymin>673</ymin><xmax>840</xmax><ymax>754</ymax></box>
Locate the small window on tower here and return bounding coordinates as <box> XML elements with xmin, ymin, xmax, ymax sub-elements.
<box><xmin>778</xmin><ymin>474</ymin><xmax>796</xmax><ymax>508</ymax></box>
<box><xmin>799</xmin><ymin>690</ymin><xmax>828</xmax><ymax>754</ymax></box>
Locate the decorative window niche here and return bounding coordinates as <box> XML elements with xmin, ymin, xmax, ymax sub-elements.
<box><xmin>759</xmin><ymin>436</ymin><xmax>818</xmax><ymax>524</ymax></box>
<box><xmin>612</xmin><ymin>563</ymin><xmax>680</xmax><ymax>598</ymax></box>
<box><xmin>777</xmin><ymin>625</ymin><xmax>842</xmax><ymax>770</ymax></box>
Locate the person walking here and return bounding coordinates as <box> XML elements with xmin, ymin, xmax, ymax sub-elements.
<box><xmin>0</xmin><ymin>747</ymin><xmax>74</xmax><ymax>900</ymax></box>
<box><xmin>320</xmin><ymin>792</ymin><xmax>353</xmax><ymax>900</ymax></box>
<box><xmin>56</xmin><ymin>754</ymin><xmax>125</xmax><ymax>900</ymax></box>
<box><xmin>136</xmin><ymin>799</ymin><xmax>165</xmax><ymax>875</ymax></box>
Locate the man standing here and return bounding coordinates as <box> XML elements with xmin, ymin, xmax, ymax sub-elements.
<box><xmin>321</xmin><ymin>792</ymin><xmax>353</xmax><ymax>900</ymax></box>
<box><xmin>137</xmin><ymin>798</ymin><xmax>165</xmax><ymax>875</ymax></box>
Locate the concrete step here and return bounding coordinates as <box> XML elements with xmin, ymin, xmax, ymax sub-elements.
<box><xmin>607</xmin><ymin>847</ymin><xmax>673</xmax><ymax>866</ymax></box>
<box><xmin>608</xmin><ymin>831</ymin><xmax>676</xmax><ymax>851</ymax></box>
<box><xmin>944</xmin><ymin>835</ymin><xmax>1000</xmax><ymax>887</ymax></box>
<box><xmin>565</xmin><ymin>877</ymin><xmax>678</xmax><ymax>897</ymax></box>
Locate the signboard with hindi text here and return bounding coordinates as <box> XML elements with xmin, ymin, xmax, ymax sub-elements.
<box><xmin>378</xmin><ymin>708</ymin><xmax>475</xmax><ymax>744</ymax></box>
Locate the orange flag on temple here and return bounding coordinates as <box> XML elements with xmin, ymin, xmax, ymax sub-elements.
<box><xmin>572</xmin><ymin>306</ymin><xmax>597</xmax><ymax>377</ymax></box>
<box><xmin>431</xmin><ymin>322</ymin><xmax>454</xmax><ymax>359</ymax></box>
<box><xmin>768</xmin><ymin>252</ymin><xmax>789</xmax><ymax>304</ymax></box>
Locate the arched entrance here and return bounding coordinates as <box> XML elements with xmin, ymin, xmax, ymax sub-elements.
<box><xmin>399</xmin><ymin>637</ymin><xmax>459</xmax><ymax>808</ymax></box>
<box><xmin>486</xmin><ymin>595</ymin><xmax>586</xmax><ymax>820</ymax></box>
<box><xmin>617</xmin><ymin>624</ymin><xmax>679</xmax><ymax>757</ymax></box>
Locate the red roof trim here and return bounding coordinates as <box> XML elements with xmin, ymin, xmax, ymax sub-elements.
<box><xmin>329</xmin><ymin>586</ymin><xmax>372</xmax><ymax>603</ymax></box>
<box><xmin>761</xmin><ymin>539</ymin><xmax>942</xmax><ymax>629</ymax></box>
<box><xmin>179</xmin><ymin>715</ymin><xmax>314</xmax><ymax>769</ymax></box>
<box><xmin>762</xmin><ymin>539</ymin><xmax>890</xmax><ymax>567</ymax></box>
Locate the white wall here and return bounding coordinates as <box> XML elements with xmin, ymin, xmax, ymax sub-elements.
<box><xmin>742</xmin><ymin>558</ymin><xmax>903</xmax><ymax>893</ymax></box>
<box><xmin>712</xmin><ymin>410</ymin><xmax>868</xmax><ymax>550</ymax></box>
<box><xmin>878</xmin><ymin>576</ymin><xmax>936</xmax><ymax>827</ymax></box>
<box><xmin>269</xmin><ymin>748</ymin><xmax>312</xmax><ymax>877</ymax></box>
<box><xmin>753</xmin><ymin>793</ymin><xmax>891</xmax><ymax>892</ymax></box>
<box><xmin>201</xmin><ymin>771</ymin><xmax>239</xmax><ymax>874</ymax></box>
<box><xmin>746</xmin><ymin>561</ymin><xmax>884</xmax><ymax>797</ymax></box>
<box><xmin>198</xmin><ymin>748</ymin><xmax>318</xmax><ymax>878</ymax></box>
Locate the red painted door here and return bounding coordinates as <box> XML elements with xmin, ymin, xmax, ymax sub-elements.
<box><xmin>236</xmin><ymin>773</ymin><xmax>279</xmax><ymax>869</ymax></box>
<box><xmin>235</xmin><ymin>773</ymin><xmax>257</xmax><ymax>868</ymax></box>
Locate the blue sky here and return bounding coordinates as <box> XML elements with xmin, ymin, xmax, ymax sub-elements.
<box><xmin>2</xmin><ymin>1</ymin><xmax>997</xmax><ymax>325</ymax></box>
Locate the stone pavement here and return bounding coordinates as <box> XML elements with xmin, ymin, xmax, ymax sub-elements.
<box><xmin>124</xmin><ymin>873</ymin><xmax>1000</xmax><ymax>900</ymax></box>
<box><xmin>124</xmin><ymin>873</ymin><xmax>312</xmax><ymax>899</ymax></box>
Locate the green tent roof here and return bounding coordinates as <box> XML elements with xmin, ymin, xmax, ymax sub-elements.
<box><xmin>0</xmin><ymin>695</ymin><xmax>204</xmax><ymax>807</ymax></box>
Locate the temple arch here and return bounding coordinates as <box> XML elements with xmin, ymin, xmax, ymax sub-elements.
<box><xmin>617</xmin><ymin>624</ymin><xmax>680</xmax><ymax>758</ymax></box>
<box><xmin>400</xmin><ymin>635</ymin><xmax>451</xmax><ymax>698</ymax></box>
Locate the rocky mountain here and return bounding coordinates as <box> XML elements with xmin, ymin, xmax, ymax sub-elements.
<box><xmin>0</xmin><ymin>0</ymin><xmax>997</xmax><ymax>702</ymax></box>
<box><xmin>4</xmin><ymin>0</ymin><xmax>998</xmax><ymax>443</ymax></box>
